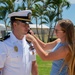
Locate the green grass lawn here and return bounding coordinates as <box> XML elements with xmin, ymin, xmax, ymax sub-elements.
<box><xmin>36</xmin><ymin>55</ymin><xmax>52</xmax><ymax>75</ymax></box>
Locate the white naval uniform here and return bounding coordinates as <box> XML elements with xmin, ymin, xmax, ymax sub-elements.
<box><xmin>0</xmin><ymin>32</ymin><xmax>36</xmax><ymax>75</ymax></box>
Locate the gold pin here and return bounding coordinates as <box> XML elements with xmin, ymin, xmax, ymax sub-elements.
<box><xmin>14</xmin><ymin>46</ymin><xmax>18</xmax><ymax>52</ymax></box>
<box><xmin>28</xmin><ymin>13</ymin><xmax>31</xmax><ymax>19</ymax></box>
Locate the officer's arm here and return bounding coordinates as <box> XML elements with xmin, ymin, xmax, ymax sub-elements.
<box><xmin>0</xmin><ymin>42</ymin><xmax>7</xmax><ymax>69</ymax></box>
<box><xmin>31</xmin><ymin>61</ymin><xmax>38</xmax><ymax>75</ymax></box>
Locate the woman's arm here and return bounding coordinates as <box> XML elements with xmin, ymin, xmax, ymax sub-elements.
<box><xmin>29</xmin><ymin>30</ymin><xmax>60</xmax><ymax>51</ymax></box>
<box><xmin>26</xmin><ymin>34</ymin><xmax>69</xmax><ymax>61</ymax></box>
<box><xmin>33</xmin><ymin>35</ymin><xmax>60</xmax><ymax>51</ymax></box>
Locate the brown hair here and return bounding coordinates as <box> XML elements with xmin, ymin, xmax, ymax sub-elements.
<box><xmin>57</xmin><ymin>19</ymin><xmax>75</xmax><ymax>75</ymax></box>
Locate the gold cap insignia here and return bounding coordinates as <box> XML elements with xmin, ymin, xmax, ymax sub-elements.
<box><xmin>28</xmin><ymin>13</ymin><xmax>31</xmax><ymax>19</ymax></box>
<box><xmin>14</xmin><ymin>46</ymin><xmax>18</xmax><ymax>52</ymax></box>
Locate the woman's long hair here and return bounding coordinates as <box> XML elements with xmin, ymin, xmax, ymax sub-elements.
<box><xmin>58</xmin><ymin>19</ymin><xmax>75</xmax><ymax>75</ymax></box>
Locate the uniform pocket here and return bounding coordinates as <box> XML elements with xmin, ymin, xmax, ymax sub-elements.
<box><xmin>9</xmin><ymin>52</ymin><xmax>23</xmax><ymax>67</ymax></box>
<box><xmin>10</xmin><ymin>52</ymin><xmax>22</xmax><ymax>62</ymax></box>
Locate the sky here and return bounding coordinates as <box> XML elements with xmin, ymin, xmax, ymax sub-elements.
<box><xmin>0</xmin><ymin>0</ymin><xmax>75</xmax><ymax>25</ymax></box>
<box><xmin>68</xmin><ymin>0</ymin><xmax>75</xmax><ymax>4</ymax></box>
<box><xmin>62</xmin><ymin>0</ymin><xmax>75</xmax><ymax>24</ymax></box>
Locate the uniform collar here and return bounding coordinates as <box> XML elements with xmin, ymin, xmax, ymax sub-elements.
<box><xmin>10</xmin><ymin>32</ymin><xmax>26</xmax><ymax>44</ymax></box>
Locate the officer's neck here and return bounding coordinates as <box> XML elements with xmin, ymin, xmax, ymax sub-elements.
<box><xmin>13</xmin><ymin>31</ymin><xmax>24</xmax><ymax>40</ymax></box>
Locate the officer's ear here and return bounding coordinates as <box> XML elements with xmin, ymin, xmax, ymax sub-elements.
<box><xmin>13</xmin><ymin>21</ymin><xmax>18</xmax><ymax>27</ymax></box>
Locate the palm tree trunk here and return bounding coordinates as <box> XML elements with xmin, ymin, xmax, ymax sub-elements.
<box><xmin>47</xmin><ymin>22</ymin><xmax>52</xmax><ymax>42</ymax></box>
<box><xmin>35</xmin><ymin>17</ymin><xmax>40</xmax><ymax>39</ymax></box>
<box><xmin>41</xmin><ymin>16</ymin><xmax>44</xmax><ymax>42</ymax></box>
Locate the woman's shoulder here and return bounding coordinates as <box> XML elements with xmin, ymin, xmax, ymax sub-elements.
<box><xmin>55</xmin><ymin>38</ymin><xmax>61</xmax><ymax>44</ymax></box>
<box><xmin>64</xmin><ymin>44</ymin><xmax>71</xmax><ymax>53</ymax></box>
<box><xmin>59</xmin><ymin>43</ymin><xmax>70</xmax><ymax>56</ymax></box>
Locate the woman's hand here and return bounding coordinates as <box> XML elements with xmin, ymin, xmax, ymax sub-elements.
<box><xmin>26</xmin><ymin>34</ymin><xmax>34</xmax><ymax>42</ymax></box>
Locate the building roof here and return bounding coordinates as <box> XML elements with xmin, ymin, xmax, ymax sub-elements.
<box><xmin>0</xmin><ymin>23</ymin><xmax>49</xmax><ymax>31</ymax></box>
<box><xmin>29</xmin><ymin>24</ymin><xmax>49</xmax><ymax>29</ymax></box>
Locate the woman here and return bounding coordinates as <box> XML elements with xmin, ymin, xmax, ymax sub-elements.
<box><xmin>26</xmin><ymin>19</ymin><xmax>75</xmax><ymax>75</ymax></box>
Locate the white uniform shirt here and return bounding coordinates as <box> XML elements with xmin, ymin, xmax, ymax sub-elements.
<box><xmin>0</xmin><ymin>32</ymin><xmax>36</xmax><ymax>75</ymax></box>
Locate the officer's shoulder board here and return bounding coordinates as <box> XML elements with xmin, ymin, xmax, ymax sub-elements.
<box><xmin>0</xmin><ymin>35</ymin><xmax>10</xmax><ymax>41</ymax></box>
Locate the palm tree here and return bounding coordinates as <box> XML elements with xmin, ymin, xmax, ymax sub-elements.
<box><xmin>41</xmin><ymin>0</ymin><xmax>71</xmax><ymax>42</ymax></box>
<box><xmin>51</xmin><ymin>0</ymin><xmax>70</xmax><ymax>20</ymax></box>
<box><xmin>0</xmin><ymin>0</ymin><xmax>13</xmax><ymax>31</ymax></box>
<box><xmin>50</xmin><ymin>0</ymin><xmax>71</xmax><ymax>39</ymax></box>
<box><xmin>22</xmin><ymin>0</ymin><xmax>41</xmax><ymax>9</ymax></box>
<box><xmin>42</xmin><ymin>10</ymin><xmax>56</xmax><ymax>42</ymax></box>
<box><xmin>34</xmin><ymin>4</ymin><xmax>46</xmax><ymax>42</ymax></box>
<box><xmin>31</xmin><ymin>5</ymin><xmax>41</xmax><ymax>39</ymax></box>
<box><xmin>0</xmin><ymin>0</ymin><xmax>23</xmax><ymax>31</ymax></box>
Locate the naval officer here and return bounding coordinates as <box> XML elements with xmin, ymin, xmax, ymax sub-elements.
<box><xmin>0</xmin><ymin>10</ymin><xmax>38</xmax><ymax>75</ymax></box>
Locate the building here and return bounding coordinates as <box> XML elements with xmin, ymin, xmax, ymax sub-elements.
<box><xmin>29</xmin><ymin>24</ymin><xmax>49</xmax><ymax>34</ymax></box>
<box><xmin>0</xmin><ymin>23</ymin><xmax>49</xmax><ymax>38</ymax></box>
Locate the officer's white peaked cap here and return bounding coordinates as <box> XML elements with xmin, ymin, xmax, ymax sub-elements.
<box><xmin>8</xmin><ymin>10</ymin><xmax>32</xmax><ymax>23</ymax></box>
